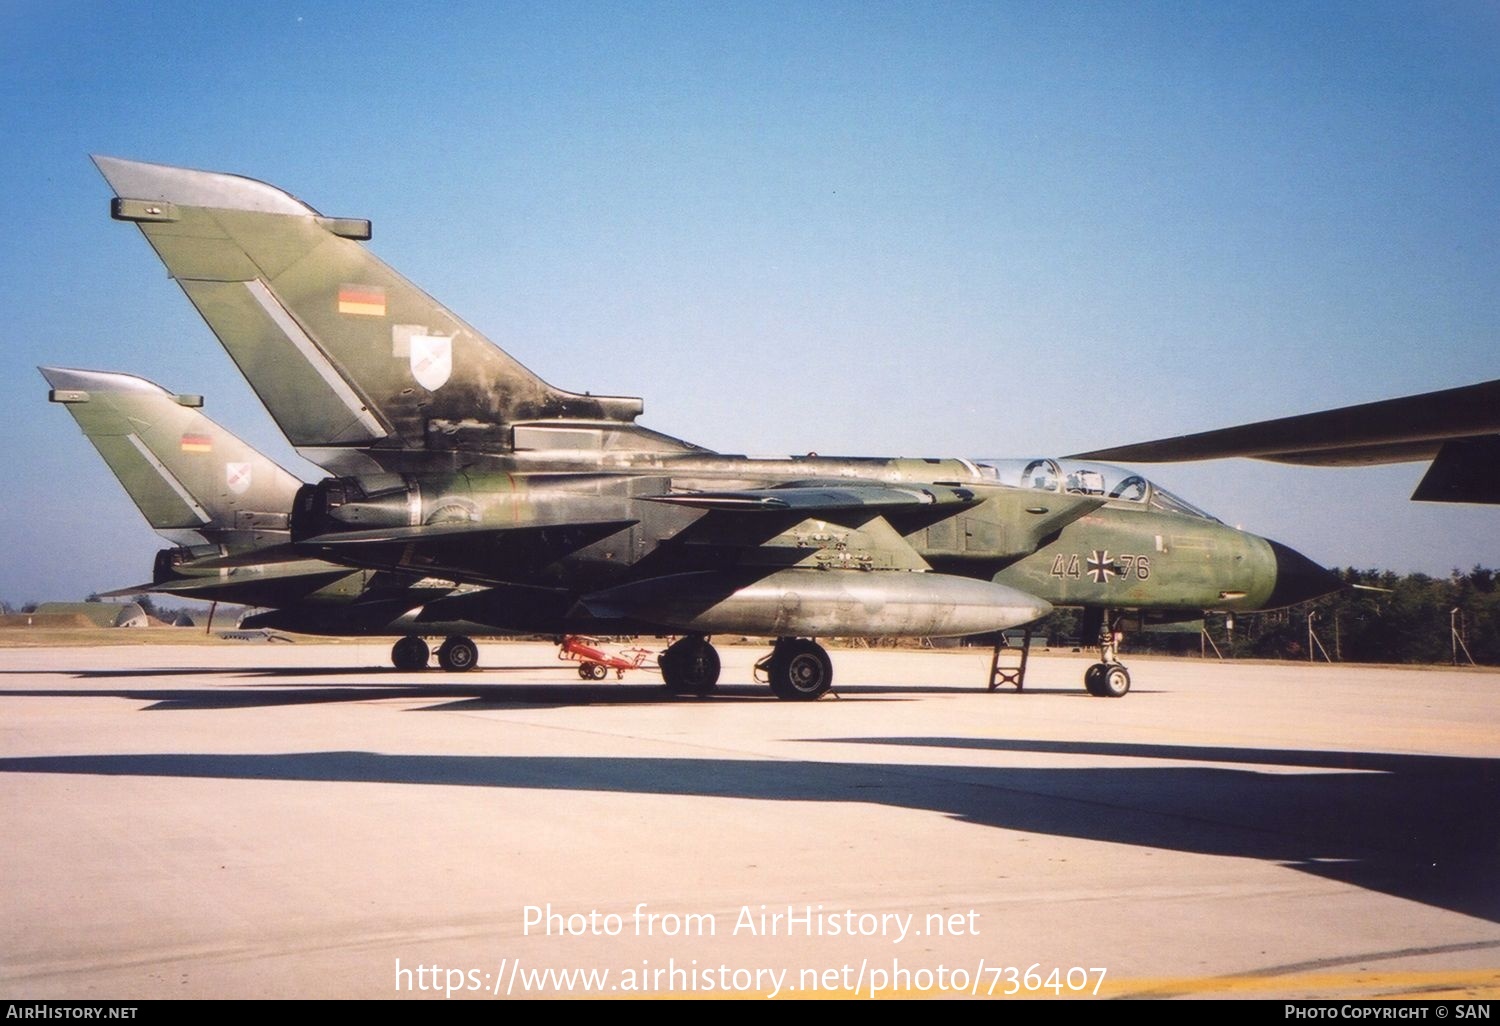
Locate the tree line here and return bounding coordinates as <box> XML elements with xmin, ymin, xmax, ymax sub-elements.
<box><xmin>1241</xmin><ymin>565</ymin><xmax>1497</xmax><ymax>665</ymax></box>
<box><xmin>1033</xmin><ymin>566</ymin><xmax>1497</xmax><ymax>665</ymax></box>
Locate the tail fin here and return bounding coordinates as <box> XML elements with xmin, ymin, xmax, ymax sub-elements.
<box><xmin>42</xmin><ymin>366</ymin><xmax>302</xmax><ymax>551</ymax></box>
<box><xmin>92</xmin><ymin>156</ymin><xmax>651</xmax><ymax>473</ymax></box>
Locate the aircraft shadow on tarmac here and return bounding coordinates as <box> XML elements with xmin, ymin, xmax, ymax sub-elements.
<box><xmin>0</xmin><ymin>674</ymin><xmax>1070</xmax><ymax>710</ymax></box>
<box><xmin>0</xmin><ymin>678</ymin><xmax>1125</xmax><ymax>711</ymax></box>
<box><xmin>0</xmin><ymin>682</ymin><xmax>786</xmax><ymax>710</ymax></box>
<box><xmin>1</xmin><ymin>666</ymin><xmax>1117</xmax><ymax>703</ymax></box>
<box><xmin>40</xmin><ymin>665</ymin><xmax>568</xmax><ymax>678</ymax></box>
<box><xmin>0</xmin><ymin>740</ymin><xmax>1495</xmax><ymax>924</ymax></box>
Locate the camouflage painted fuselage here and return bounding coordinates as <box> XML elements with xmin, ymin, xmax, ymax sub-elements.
<box><xmin>287</xmin><ymin>452</ymin><xmax>1302</xmax><ymax>636</ymax></box>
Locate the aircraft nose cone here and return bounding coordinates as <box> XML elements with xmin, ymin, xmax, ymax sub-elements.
<box><xmin>1265</xmin><ymin>539</ymin><xmax>1343</xmax><ymax>608</ymax></box>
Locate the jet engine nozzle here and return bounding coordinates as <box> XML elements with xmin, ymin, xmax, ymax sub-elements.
<box><xmin>291</xmin><ymin>475</ymin><xmax>416</xmax><ymax>540</ymax></box>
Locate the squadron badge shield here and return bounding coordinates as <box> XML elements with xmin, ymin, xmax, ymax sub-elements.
<box><xmin>226</xmin><ymin>462</ymin><xmax>252</xmax><ymax>496</ymax></box>
<box><xmin>410</xmin><ymin>334</ymin><xmax>453</xmax><ymax>391</ymax></box>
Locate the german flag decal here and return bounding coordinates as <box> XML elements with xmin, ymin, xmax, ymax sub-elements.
<box><xmin>180</xmin><ymin>433</ymin><xmax>212</xmax><ymax>454</ymax></box>
<box><xmin>338</xmin><ymin>284</ymin><xmax>387</xmax><ymax>317</ymax></box>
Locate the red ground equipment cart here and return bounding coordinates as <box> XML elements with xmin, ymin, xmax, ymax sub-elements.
<box><xmin>557</xmin><ymin>635</ymin><xmax>658</xmax><ymax>680</ymax></box>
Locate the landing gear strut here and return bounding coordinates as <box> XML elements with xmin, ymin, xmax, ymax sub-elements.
<box><xmin>660</xmin><ymin>635</ymin><xmax>721</xmax><ymax>695</ymax></box>
<box><xmin>1081</xmin><ymin>609</ymin><xmax>1130</xmax><ymax>698</ymax></box>
<box><xmin>758</xmin><ymin>638</ymin><xmax>833</xmax><ymax>701</ymax></box>
<box><xmin>391</xmin><ymin>634</ymin><xmax>481</xmax><ymax>672</ymax></box>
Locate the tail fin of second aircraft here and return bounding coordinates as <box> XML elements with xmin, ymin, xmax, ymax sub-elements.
<box><xmin>92</xmin><ymin>156</ymin><xmax>664</xmax><ymax>473</ymax></box>
<box><xmin>42</xmin><ymin>366</ymin><xmax>302</xmax><ymax>551</ymax></box>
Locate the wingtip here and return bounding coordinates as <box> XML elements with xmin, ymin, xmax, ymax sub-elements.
<box><xmin>88</xmin><ymin>154</ymin><xmax>318</xmax><ymax>215</ymax></box>
<box><xmin>38</xmin><ymin>365</ymin><xmax>72</xmax><ymax>388</ymax></box>
<box><xmin>90</xmin><ymin>154</ymin><xmax>141</xmax><ymax>194</ymax></box>
<box><xmin>37</xmin><ymin>366</ymin><xmax>167</xmax><ymax>395</ymax></box>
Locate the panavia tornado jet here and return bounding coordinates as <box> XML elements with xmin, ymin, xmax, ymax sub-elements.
<box><xmin>83</xmin><ymin>155</ymin><xmax>1343</xmax><ymax>699</ymax></box>
<box><xmin>41</xmin><ymin>365</ymin><xmax>509</xmax><ymax>670</ymax></box>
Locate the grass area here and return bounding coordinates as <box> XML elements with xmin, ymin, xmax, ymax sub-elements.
<box><xmin>0</xmin><ymin>627</ymin><xmax>357</xmax><ymax>648</ymax></box>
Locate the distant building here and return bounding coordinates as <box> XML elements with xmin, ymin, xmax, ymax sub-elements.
<box><xmin>31</xmin><ymin>602</ymin><xmax>150</xmax><ymax>628</ymax></box>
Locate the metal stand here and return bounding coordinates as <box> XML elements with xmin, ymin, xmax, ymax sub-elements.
<box><xmin>1307</xmin><ymin>611</ymin><xmax>1333</xmax><ymax>662</ymax></box>
<box><xmin>988</xmin><ymin>629</ymin><xmax>1032</xmax><ymax>691</ymax></box>
<box><xmin>1452</xmin><ymin>608</ymin><xmax>1476</xmax><ymax>666</ymax></box>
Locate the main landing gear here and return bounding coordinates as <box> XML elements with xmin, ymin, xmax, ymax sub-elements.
<box><xmin>1080</xmin><ymin>609</ymin><xmax>1130</xmax><ymax>698</ymax></box>
<box><xmin>659</xmin><ymin>634</ymin><xmax>721</xmax><ymax>696</ymax></box>
<box><xmin>756</xmin><ymin>638</ymin><xmax>834</xmax><ymax>701</ymax></box>
<box><xmin>658</xmin><ymin>635</ymin><xmax>836</xmax><ymax>701</ymax></box>
<box><xmin>390</xmin><ymin>634</ymin><xmax>480</xmax><ymax>673</ymax></box>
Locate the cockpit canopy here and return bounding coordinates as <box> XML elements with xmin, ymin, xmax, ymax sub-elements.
<box><xmin>974</xmin><ymin>458</ymin><xmax>1221</xmax><ymax>522</ymax></box>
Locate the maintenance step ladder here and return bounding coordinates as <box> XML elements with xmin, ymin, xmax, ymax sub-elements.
<box><xmin>988</xmin><ymin>629</ymin><xmax>1032</xmax><ymax>691</ymax></box>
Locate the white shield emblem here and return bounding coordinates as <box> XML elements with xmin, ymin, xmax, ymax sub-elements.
<box><xmin>410</xmin><ymin>334</ymin><xmax>453</xmax><ymax>391</ymax></box>
<box><xmin>226</xmin><ymin>462</ymin><xmax>253</xmax><ymax>496</ymax></box>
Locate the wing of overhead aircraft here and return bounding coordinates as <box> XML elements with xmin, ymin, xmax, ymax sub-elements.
<box><xmin>1069</xmin><ymin>378</ymin><xmax>1500</xmax><ymax>504</ymax></box>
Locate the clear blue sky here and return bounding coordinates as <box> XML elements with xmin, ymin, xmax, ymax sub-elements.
<box><xmin>1</xmin><ymin>0</ymin><xmax>1495</xmax><ymax>604</ymax></box>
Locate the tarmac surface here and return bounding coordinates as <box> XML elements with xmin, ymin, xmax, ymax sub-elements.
<box><xmin>1</xmin><ymin>639</ymin><xmax>1497</xmax><ymax>1000</ymax></box>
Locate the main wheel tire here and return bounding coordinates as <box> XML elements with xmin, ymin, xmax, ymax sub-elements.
<box><xmin>392</xmin><ymin>635</ymin><xmax>430</xmax><ymax>672</ymax></box>
<box><xmin>1098</xmin><ymin>663</ymin><xmax>1130</xmax><ymax>698</ymax></box>
<box><xmin>1083</xmin><ymin>662</ymin><xmax>1104</xmax><ymax>696</ymax></box>
<box><xmin>660</xmin><ymin>637</ymin><xmax>721</xmax><ymax>695</ymax></box>
<box><xmin>767</xmin><ymin>639</ymin><xmax>833</xmax><ymax>701</ymax></box>
<box><xmin>437</xmin><ymin>636</ymin><xmax>479</xmax><ymax>672</ymax></box>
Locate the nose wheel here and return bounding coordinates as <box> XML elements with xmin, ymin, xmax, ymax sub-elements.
<box><xmin>1081</xmin><ymin>609</ymin><xmax>1131</xmax><ymax>698</ymax></box>
<box><xmin>1084</xmin><ymin>661</ymin><xmax>1130</xmax><ymax>697</ymax></box>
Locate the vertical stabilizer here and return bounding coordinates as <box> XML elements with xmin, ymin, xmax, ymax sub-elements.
<box><xmin>92</xmin><ymin>156</ymin><xmax>646</xmax><ymax>472</ymax></box>
<box><xmin>42</xmin><ymin>366</ymin><xmax>302</xmax><ymax>550</ymax></box>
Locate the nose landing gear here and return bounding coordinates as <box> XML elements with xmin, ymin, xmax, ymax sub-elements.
<box><xmin>1081</xmin><ymin>608</ymin><xmax>1130</xmax><ymax>698</ymax></box>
